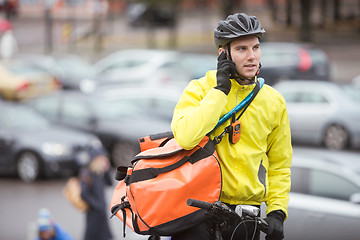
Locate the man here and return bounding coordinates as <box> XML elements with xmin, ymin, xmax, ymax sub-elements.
<box><xmin>171</xmin><ymin>13</ymin><xmax>292</xmax><ymax>240</ymax></box>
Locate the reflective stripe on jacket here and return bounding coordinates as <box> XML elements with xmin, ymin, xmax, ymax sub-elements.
<box><xmin>171</xmin><ymin>70</ymin><xmax>292</xmax><ymax>217</ymax></box>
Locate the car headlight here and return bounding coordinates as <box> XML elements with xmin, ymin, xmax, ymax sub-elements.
<box><xmin>42</xmin><ymin>142</ymin><xmax>71</xmax><ymax>156</ymax></box>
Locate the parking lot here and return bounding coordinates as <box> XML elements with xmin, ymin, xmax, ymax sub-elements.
<box><xmin>1</xmin><ymin>3</ymin><xmax>360</xmax><ymax>240</ymax></box>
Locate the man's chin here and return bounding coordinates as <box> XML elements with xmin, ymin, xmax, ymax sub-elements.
<box><xmin>242</xmin><ymin>73</ymin><xmax>257</xmax><ymax>79</ymax></box>
<box><xmin>238</xmin><ymin>70</ymin><xmax>256</xmax><ymax>78</ymax></box>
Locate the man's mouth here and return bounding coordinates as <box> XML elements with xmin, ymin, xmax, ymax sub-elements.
<box><xmin>244</xmin><ymin>64</ymin><xmax>257</xmax><ymax>70</ymax></box>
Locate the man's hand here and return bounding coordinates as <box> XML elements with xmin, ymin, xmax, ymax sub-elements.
<box><xmin>215</xmin><ymin>51</ymin><xmax>236</xmax><ymax>95</ymax></box>
<box><xmin>264</xmin><ymin>210</ymin><xmax>285</xmax><ymax>240</ymax></box>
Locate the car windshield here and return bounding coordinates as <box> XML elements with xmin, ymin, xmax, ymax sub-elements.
<box><xmin>0</xmin><ymin>105</ymin><xmax>49</xmax><ymax>129</ymax></box>
<box><xmin>93</xmin><ymin>98</ymin><xmax>146</xmax><ymax>120</ymax></box>
<box><xmin>7</xmin><ymin>63</ymin><xmax>45</xmax><ymax>75</ymax></box>
<box><xmin>179</xmin><ymin>54</ymin><xmax>216</xmax><ymax>79</ymax></box>
<box><xmin>94</xmin><ymin>92</ymin><xmax>178</xmax><ymax>121</ymax></box>
<box><xmin>341</xmin><ymin>85</ymin><xmax>360</xmax><ymax>102</ymax></box>
<box><xmin>260</xmin><ymin>45</ymin><xmax>299</xmax><ymax>67</ymax></box>
<box><xmin>56</xmin><ymin>57</ymin><xmax>97</xmax><ymax>77</ymax></box>
<box><xmin>95</xmin><ymin>52</ymin><xmax>153</xmax><ymax>74</ymax></box>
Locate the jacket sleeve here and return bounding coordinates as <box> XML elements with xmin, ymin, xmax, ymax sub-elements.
<box><xmin>171</xmin><ymin>77</ymin><xmax>228</xmax><ymax>149</ymax></box>
<box><xmin>54</xmin><ymin>224</ymin><xmax>74</xmax><ymax>240</ymax></box>
<box><xmin>265</xmin><ymin>98</ymin><xmax>292</xmax><ymax>219</ymax></box>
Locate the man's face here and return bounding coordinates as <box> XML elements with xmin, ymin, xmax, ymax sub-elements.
<box><xmin>220</xmin><ymin>35</ymin><xmax>261</xmax><ymax>79</ymax></box>
<box><xmin>39</xmin><ymin>230</ymin><xmax>54</xmax><ymax>240</ymax></box>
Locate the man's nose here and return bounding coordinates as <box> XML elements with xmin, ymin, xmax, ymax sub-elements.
<box><xmin>247</xmin><ymin>50</ymin><xmax>256</xmax><ymax>59</ymax></box>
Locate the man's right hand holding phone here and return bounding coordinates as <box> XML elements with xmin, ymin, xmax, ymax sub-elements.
<box><xmin>215</xmin><ymin>51</ymin><xmax>237</xmax><ymax>95</ymax></box>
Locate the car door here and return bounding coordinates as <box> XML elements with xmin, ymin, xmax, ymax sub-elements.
<box><xmin>58</xmin><ymin>95</ymin><xmax>116</xmax><ymax>150</ymax></box>
<box><xmin>286</xmin><ymin>89</ymin><xmax>335</xmax><ymax>143</ymax></box>
<box><xmin>59</xmin><ymin>96</ymin><xmax>95</xmax><ymax>133</ymax></box>
<box><xmin>0</xmin><ymin>127</ymin><xmax>13</xmax><ymax>170</ymax></box>
<box><xmin>288</xmin><ymin>166</ymin><xmax>360</xmax><ymax>240</ymax></box>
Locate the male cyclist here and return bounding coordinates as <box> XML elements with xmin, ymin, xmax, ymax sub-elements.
<box><xmin>171</xmin><ymin>13</ymin><xmax>292</xmax><ymax>240</ymax></box>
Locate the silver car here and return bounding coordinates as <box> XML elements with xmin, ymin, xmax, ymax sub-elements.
<box><xmin>284</xmin><ymin>147</ymin><xmax>360</xmax><ymax>240</ymax></box>
<box><xmin>82</xmin><ymin>49</ymin><xmax>216</xmax><ymax>92</ymax></box>
<box><xmin>274</xmin><ymin>80</ymin><xmax>360</xmax><ymax>150</ymax></box>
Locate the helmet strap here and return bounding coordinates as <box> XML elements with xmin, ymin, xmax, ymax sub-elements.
<box><xmin>227</xmin><ymin>43</ymin><xmax>233</xmax><ymax>61</ymax></box>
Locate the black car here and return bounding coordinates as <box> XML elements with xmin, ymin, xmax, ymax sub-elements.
<box><xmin>26</xmin><ymin>88</ymin><xmax>175</xmax><ymax>167</ymax></box>
<box><xmin>0</xmin><ymin>101</ymin><xmax>102</xmax><ymax>182</ymax></box>
<box><xmin>259</xmin><ymin>42</ymin><xmax>331</xmax><ymax>85</ymax></box>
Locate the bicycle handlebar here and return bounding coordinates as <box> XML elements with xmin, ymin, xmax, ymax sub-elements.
<box><xmin>187</xmin><ymin>199</ymin><xmax>270</xmax><ymax>235</ymax></box>
<box><xmin>187</xmin><ymin>198</ymin><xmax>213</xmax><ymax>210</ymax></box>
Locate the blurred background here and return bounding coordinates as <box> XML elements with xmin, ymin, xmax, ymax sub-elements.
<box><xmin>0</xmin><ymin>0</ymin><xmax>360</xmax><ymax>240</ymax></box>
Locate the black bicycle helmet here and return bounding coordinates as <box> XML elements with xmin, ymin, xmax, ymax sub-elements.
<box><xmin>214</xmin><ymin>13</ymin><xmax>266</xmax><ymax>48</ymax></box>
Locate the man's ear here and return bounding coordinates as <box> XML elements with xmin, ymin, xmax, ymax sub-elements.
<box><xmin>218</xmin><ymin>48</ymin><xmax>225</xmax><ymax>55</ymax></box>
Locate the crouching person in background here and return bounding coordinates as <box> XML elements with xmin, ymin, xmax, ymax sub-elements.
<box><xmin>35</xmin><ymin>208</ymin><xmax>73</xmax><ymax>240</ymax></box>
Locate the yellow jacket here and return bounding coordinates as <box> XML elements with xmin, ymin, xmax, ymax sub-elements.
<box><xmin>171</xmin><ymin>70</ymin><xmax>292</xmax><ymax>217</ymax></box>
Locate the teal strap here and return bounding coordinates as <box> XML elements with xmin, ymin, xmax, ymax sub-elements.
<box><xmin>210</xmin><ymin>78</ymin><xmax>264</xmax><ymax>133</ymax></box>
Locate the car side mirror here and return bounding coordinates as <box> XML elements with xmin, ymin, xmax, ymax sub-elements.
<box><xmin>350</xmin><ymin>193</ymin><xmax>360</xmax><ymax>204</ymax></box>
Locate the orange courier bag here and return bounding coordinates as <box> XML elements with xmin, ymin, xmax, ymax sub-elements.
<box><xmin>110</xmin><ymin>134</ymin><xmax>222</xmax><ymax>237</ymax></box>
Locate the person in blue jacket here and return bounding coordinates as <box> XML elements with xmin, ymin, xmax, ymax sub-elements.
<box><xmin>35</xmin><ymin>208</ymin><xmax>73</xmax><ymax>240</ymax></box>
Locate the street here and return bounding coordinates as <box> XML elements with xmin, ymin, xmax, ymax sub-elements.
<box><xmin>1</xmin><ymin>145</ymin><xmax>360</xmax><ymax>240</ymax></box>
<box><xmin>0</xmin><ymin>172</ymin><xmax>149</xmax><ymax>240</ymax></box>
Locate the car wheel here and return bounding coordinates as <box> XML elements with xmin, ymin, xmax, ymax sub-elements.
<box><xmin>16</xmin><ymin>151</ymin><xmax>41</xmax><ymax>182</ymax></box>
<box><xmin>324</xmin><ymin>124</ymin><xmax>349</xmax><ymax>150</ymax></box>
<box><xmin>111</xmin><ymin>141</ymin><xmax>138</xmax><ymax>167</ymax></box>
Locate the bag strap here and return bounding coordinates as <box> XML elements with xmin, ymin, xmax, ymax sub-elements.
<box><xmin>126</xmin><ymin>140</ymin><xmax>216</xmax><ymax>184</ymax></box>
<box><xmin>110</xmin><ymin>196</ymin><xmax>133</xmax><ymax>238</ymax></box>
<box><xmin>212</xmin><ymin>78</ymin><xmax>263</xmax><ymax>144</ymax></box>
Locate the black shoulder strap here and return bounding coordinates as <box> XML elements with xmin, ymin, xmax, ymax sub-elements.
<box><xmin>235</xmin><ymin>80</ymin><xmax>260</xmax><ymax>121</ymax></box>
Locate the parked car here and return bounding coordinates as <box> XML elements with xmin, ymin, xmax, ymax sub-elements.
<box><xmin>26</xmin><ymin>87</ymin><xmax>182</xmax><ymax>167</ymax></box>
<box><xmin>283</xmin><ymin>147</ymin><xmax>360</xmax><ymax>240</ymax></box>
<box><xmin>273</xmin><ymin>80</ymin><xmax>360</xmax><ymax>150</ymax></box>
<box><xmin>0</xmin><ymin>101</ymin><xmax>102</xmax><ymax>182</ymax></box>
<box><xmin>352</xmin><ymin>74</ymin><xmax>360</xmax><ymax>86</ymax></box>
<box><xmin>11</xmin><ymin>53</ymin><xmax>97</xmax><ymax>90</ymax></box>
<box><xmin>0</xmin><ymin>62</ymin><xmax>61</xmax><ymax>101</ymax></box>
<box><xmin>259</xmin><ymin>42</ymin><xmax>331</xmax><ymax>85</ymax></box>
<box><xmin>341</xmin><ymin>83</ymin><xmax>360</xmax><ymax>102</ymax></box>
<box><xmin>91</xmin><ymin>85</ymin><xmax>182</xmax><ymax>122</ymax></box>
<box><xmin>82</xmin><ymin>49</ymin><xmax>216</xmax><ymax>92</ymax></box>
<box><xmin>126</xmin><ymin>3</ymin><xmax>175</xmax><ymax>27</ymax></box>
